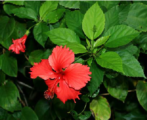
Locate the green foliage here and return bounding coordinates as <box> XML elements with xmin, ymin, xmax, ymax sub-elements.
<box><xmin>12</xmin><ymin>7</ymin><xmax>38</xmax><ymax>21</ymax></box>
<box><xmin>104</xmin><ymin>75</ymin><xmax>128</xmax><ymax>102</ymax></box>
<box><xmin>59</xmin><ymin>1</ymin><xmax>80</xmax><ymax>9</ymax></box>
<box><xmin>137</xmin><ymin>81</ymin><xmax>147</xmax><ymax>111</ymax></box>
<box><xmin>94</xmin><ymin>36</ymin><xmax>109</xmax><ymax>47</ymax></box>
<box><xmin>118</xmin><ymin>51</ymin><xmax>145</xmax><ymax>77</ymax></box>
<box><xmin>126</xmin><ymin>3</ymin><xmax>147</xmax><ymax>32</ymax></box>
<box><xmin>87</xmin><ymin>61</ymin><xmax>104</xmax><ymax>96</ymax></box>
<box><xmin>0</xmin><ymin>81</ymin><xmax>21</xmax><ymax>112</ymax></box>
<box><xmin>104</xmin><ymin>25</ymin><xmax>139</xmax><ymax>48</ymax></box>
<box><xmin>29</xmin><ymin>49</ymin><xmax>51</xmax><ymax>65</ymax></box>
<box><xmin>66</xmin><ymin>10</ymin><xmax>84</xmax><ymax>38</ymax></box>
<box><xmin>90</xmin><ymin>96</ymin><xmax>111</xmax><ymax>120</ymax></box>
<box><xmin>66</xmin><ymin>43</ymin><xmax>87</xmax><ymax>54</ymax></box>
<box><xmin>0</xmin><ymin>1</ymin><xmax>147</xmax><ymax>120</ymax></box>
<box><xmin>39</xmin><ymin>1</ymin><xmax>58</xmax><ymax>20</ymax></box>
<box><xmin>0</xmin><ymin>16</ymin><xmax>15</xmax><ymax>46</ymax></box>
<box><xmin>20</xmin><ymin>107</ymin><xmax>39</xmax><ymax>120</ymax></box>
<box><xmin>33</xmin><ymin>22</ymin><xmax>49</xmax><ymax>47</ymax></box>
<box><xmin>43</xmin><ymin>9</ymin><xmax>65</xmax><ymax>24</ymax></box>
<box><xmin>82</xmin><ymin>3</ymin><xmax>105</xmax><ymax>40</ymax></box>
<box><xmin>0</xmin><ymin>71</ymin><xmax>5</xmax><ymax>85</ymax></box>
<box><xmin>1</xmin><ymin>52</ymin><xmax>17</xmax><ymax>77</ymax></box>
<box><xmin>46</xmin><ymin>28</ymin><xmax>80</xmax><ymax>45</ymax></box>
<box><xmin>95</xmin><ymin>52</ymin><xmax>123</xmax><ymax>73</ymax></box>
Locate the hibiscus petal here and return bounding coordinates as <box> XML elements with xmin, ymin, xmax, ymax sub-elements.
<box><xmin>21</xmin><ymin>34</ymin><xmax>27</xmax><ymax>44</ymax></box>
<box><xmin>9</xmin><ymin>43</ymin><xmax>25</xmax><ymax>54</ymax></box>
<box><xmin>63</xmin><ymin>63</ymin><xmax>91</xmax><ymax>90</ymax></box>
<box><xmin>55</xmin><ymin>80</ymin><xmax>81</xmax><ymax>104</ymax></box>
<box><xmin>30</xmin><ymin>59</ymin><xmax>56</xmax><ymax>80</ymax></box>
<box><xmin>45</xmin><ymin>79</ymin><xmax>58</xmax><ymax>89</ymax></box>
<box><xmin>48</xmin><ymin>46</ymin><xmax>74</xmax><ymax>72</ymax></box>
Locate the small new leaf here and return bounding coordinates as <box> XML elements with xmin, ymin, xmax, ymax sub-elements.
<box><xmin>94</xmin><ymin>36</ymin><xmax>110</xmax><ymax>47</ymax></box>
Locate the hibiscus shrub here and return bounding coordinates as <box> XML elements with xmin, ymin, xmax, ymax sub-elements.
<box><xmin>0</xmin><ymin>1</ymin><xmax>147</xmax><ymax>120</ymax></box>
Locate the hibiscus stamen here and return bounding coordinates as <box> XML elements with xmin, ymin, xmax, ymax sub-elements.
<box><xmin>44</xmin><ymin>89</ymin><xmax>54</xmax><ymax>100</ymax></box>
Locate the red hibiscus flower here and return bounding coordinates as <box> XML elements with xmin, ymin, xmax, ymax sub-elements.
<box><xmin>9</xmin><ymin>34</ymin><xmax>28</xmax><ymax>54</ymax></box>
<box><xmin>30</xmin><ymin>46</ymin><xmax>91</xmax><ymax>103</ymax></box>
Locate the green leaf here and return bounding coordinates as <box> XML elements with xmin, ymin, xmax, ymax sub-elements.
<box><xmin>65</xmin><ymin>10</ymin><xmax>85</xmax><ymax>38</ymax></box>
<box><xmin>24</xmin><ymin>1</ymin><xmax>40</xmax><ymax>15</ymax></box>
<box><xmin>105</xmin><ymin>6</ymin><xmax>120</xmax><ymax>32</ymax></box>
<box><xmin>87</xmin><ymin>58</ymin><xmax>93</xmax><ymax>66</ymax></box>
<box><xmin>118</xmin><ymin>52</ymin><xmax>145</xmax><ymax>78</ymax></box>
<box><xmin>35</xmin><ymin>99</ymin><xmax>56</xmax><ymax>120</ymax></box>
<box><xmin>0</xmin><ymin>71</ymin><xmax>5</xmax><ymax>85</ymax></box>
<box><xmin>39</xmin><ymin>1</ymin><xmax>58</xmax><ymax>20</ymax></box>
<box><xmin>122</xmin><ymin>109</ymin><xmax>147</xmax><ymax>120</ymax></box>
<box><xmin>6</xmin><ymin>115</ymin><xmax>17</xmax><ymax>120</ymax></box>
<box><xmin>3</xmin><ymin>4</ymin><xmax>17</xmax><ymax>15</ymax></box>
<box><xmin>0</xmin><ymin>16</ymin><xmax>15</xmax><ymax>43</ymax></box>
<box><xmin>104</xmin><ymin>75</ymin><xmax>128</xmax><ymax>102</ymax></box>
<box><xmin>119</xmin><ymin>4</ymin><xmax>130</xmax><ymax>24</ymax></box>
<box><xmin>80</xmin><ymin>1</ymin><xmax>95</xmax><ymax>14</ymax></box>
<box><xmin>94</xmin><ymin>36</ymin><xmax>109</xmax><ymax>47</ymax></box>
<box><xmin>46</xmin><ymin>28</ymin><xmax>80</xmax><ymax>45</ymax></box>
<box><xmin>66</xmin><ymin>43</ymin><xmax>87</xmax><ymax>54</ymax></box>
<box><xmin>1</xmin><ymin>52</ymin><xmax>17</xmax><ymax>77</ymax></box>
<box><xmin>0</xmin><ymin>107</ymin><xmax>8</xmax><ymax>120</ymax></box>
<box><xmin>13</xmin><ymin>22</ymin><xmax>26</xmax><ymax>38</ymax></box>
<box><xmin>0</xmin><ymin>55</ymin><xmax>2</xmax><ymax>69</ymax></box>
<box><xmin>43</xmin><ymin>9</ymin><xmax>65</xmax><ymax>24</ymax></box>
<box><xmin>59</xmin><ymin>1</ymin><xmax>80</xmax><ymax>9</ymax></box>
<box><xmin>33</xmin><ymin>22</ymin><xmax>49</xmax><ymax>47</ymax></box>
<box><xmin>87</xmin><ymin>61</ymin><xmax>104</xmax><ymax>95</ymax></box>
<box><xmin>12</xmin><ymin>7</ymin><xmax>38</xmax><ymax>21</ymax></box>
<box><xmin>135</xmin><ymin>33</ymin><xmax>147</xmax><ymax>44</ymax></box>
<box><xmin>98</xmin><ymin>1</ymin><xmax>120</xmax><ymax>10</ymax></box>
<box><xmin>95</xmin><ymin>52</ymin><xmax>123</xmax><ymax>73</ymax></box>
<box><xmin>0</xmin><ymin>81</ymin><xmax>21</xmax><ymax>112</ymax></box>
<box><xmin>90</xmin><ymin>96</ymin><xmax>111</xmax><ymax>120</ymax></box>
<box><xmin>81</xmin><ymin>95</ymin><xmax>90</xmax><ymax>103</ymax></box>
<box><xmin>4</xmin><ymin>1</ymin><xmax>24</xmax><ymax>5</ymax></box>
<box><xmin>74</xmin><ymin>58</ymin><xmax>84</xmax><ymax>64</ymax></box>
<box><xmin>35</xmin><ymin>99</ymin><xmax>50</xmax><ymax>119</ymax></box>
<box><xmin>79</xmin><ymin>111</ymin><xmax>91</xmax><ymax>120</ymax></box>
<box><xmin>1</xmin><ymin>21</ymin><xmax>26</xmax><ymax>49</ymax></box>
<box><xmin>105</xmin><ymin>25</ymin><xmax>139</xmax><ymax>48</ymax></box>
<box><xmin>52</xmin><ymin>98</ymin><xmax>75</xmax><ymax>119</ymax></box>
<box><xmin>20</xmin><ymin>107</ymin><xmax>39</xmax><ymax>120</ymax></box>
<box><xmin>82</xmin><ymin>2</ymin><xmax>105</xmax><ymax>40</ymax></box>
<box><xmin>126</xmin><ymin>3</ymin><xmax>147</xmax><ymax>32</ymax></box>
<box><xmin>136</xmin><ymin>81</ymin><xmax>147</xmax><ymax>111</ymax></box>
<box><xmin>29</xmin><ymin>49</ymin><xmax>51</xmax><ymax>65</ymax></box>
<box><xmin>116</xmin><ymin>44</ymin><xmax>138</xmax><ymax>56</ymax></box>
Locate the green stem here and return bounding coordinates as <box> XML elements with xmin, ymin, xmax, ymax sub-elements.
<box><xmin>91</xmin><ymin>40</ymin><xmax>94</xmax><ymax>50</ymax></box>
<box><xmin>74</xmin><ymin>53</ymin><xmax>88</xmax><ymax>62</ymax></box>
<box><xmin>28</xmin><ymin>24</ymin><xmax>36</xmax><ymax>31</ymax></box>
<box><xmin>78</xmin><ymin>103</ymin><xmax>87</xmax><ymax>115</ymax></box>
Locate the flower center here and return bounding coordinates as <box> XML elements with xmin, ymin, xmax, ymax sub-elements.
<box><xmin>57</xmin><ymin>69</ymin><xmax>65</xmax><ymax>80</ymax></box>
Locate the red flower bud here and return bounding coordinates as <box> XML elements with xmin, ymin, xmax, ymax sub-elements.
<box><xmin>8</xmin><ymin>34</ymin><xmax>27</xmax><ymax>54</ymax></box>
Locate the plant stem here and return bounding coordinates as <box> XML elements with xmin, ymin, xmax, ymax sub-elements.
<box><xmin>74</xmin><ymin>53</ymin><xmax>88</xmax><ymax>62</ymax></box>
<box><xmin>78</xmin><ymin>103</ymin><xmax>87</xmax><ymax>115</ymax></box>
<box><xmin>100</xmin><ymin>89</ymin><xmax>136</xmax><ymax>96</ymax></box>
<box><xmin>24</xmin><ymin>54</ymin><xmax>29</xmax><ymax>60</ymax></box>
<box><xmin>16</xmin><ymin>83</ymin><xmax>28</xmax><ymax>106</ymax></box>
<box><xmin>17</xmin><ymin>81</ymin><xmax>34</xmax><ymax>90</ymax></box>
